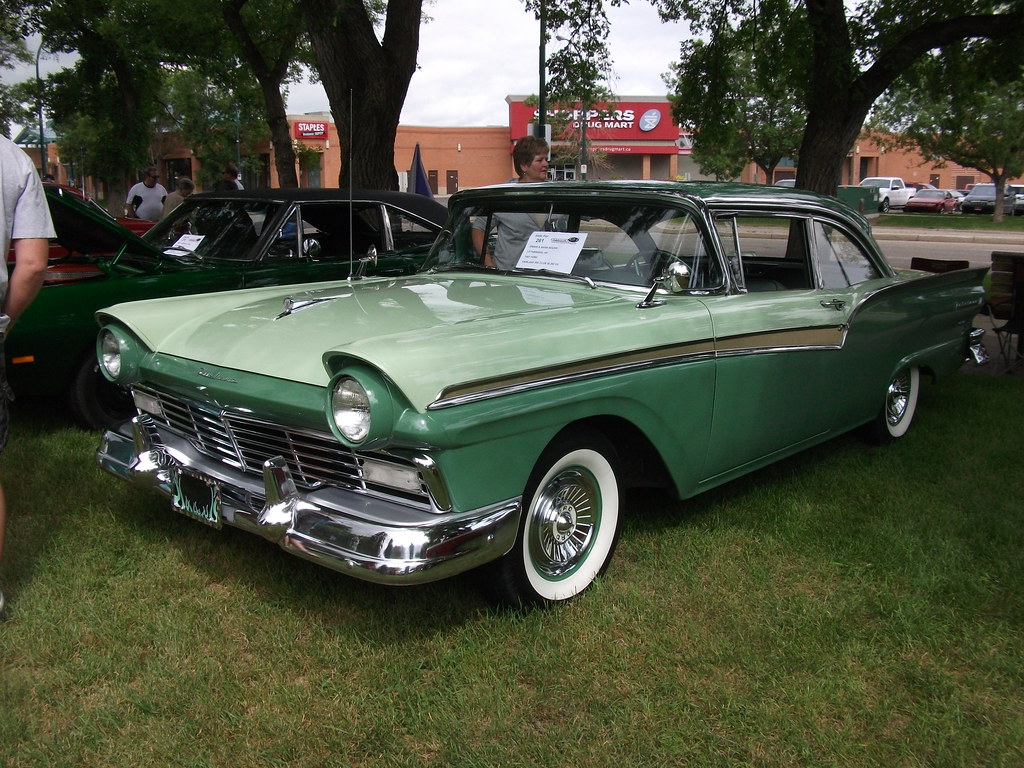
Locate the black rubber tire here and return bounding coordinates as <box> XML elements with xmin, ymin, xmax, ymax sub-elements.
<box><xmin>488</xmin><ymin>429</ymin><xmax>622</xmax><ymax>609</ymax></box>
<box><xmin>68</xmin><ymin>353</ymin><xmax>135</xmax><ymax>430</ymax></box>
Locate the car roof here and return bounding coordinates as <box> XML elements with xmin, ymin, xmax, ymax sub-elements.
<box><xmin>188</xmin><ymin>188</ymin><xmax>449</xmax><ymax>225</ymax></box>
<box><xmin>451</xmin><ymin>179</ymin><xmax>864</xmax><ymax>223</ymax></box>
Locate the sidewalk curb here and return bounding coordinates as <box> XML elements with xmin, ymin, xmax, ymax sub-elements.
<box><xmin>872</xmin><ymin>229</ymin><xmax>1024</xmax><ymax>246</ymax></box>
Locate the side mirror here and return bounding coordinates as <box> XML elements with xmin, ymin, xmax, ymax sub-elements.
<box><xmin>662</xmin><ymin>260</ymin><xmax>691</xmax><ymax>293</ymax></box>
<box><xmin>303</xmin><ymin>237</ymin><xmax>321</xmax><ymax>259</ymax></box>
<box><xmin>637</xmin><ymin>260</ymin><xmax>691</xmax><ymax>309</ymax></box>
<box><xmin>352</xmin><ymin>245</ymin><xmax>378</xmax><ymax>279</ymax></box>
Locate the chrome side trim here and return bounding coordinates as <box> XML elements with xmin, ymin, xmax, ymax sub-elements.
<box><xmin>430</xmin><ymin>325</ymin><xmax>846</xmax><ymax>409</ymax></box>
<box><xmin>431</xmin><ymin>341</ymin><xmax>717</xmax><ymax>409</ymax></box>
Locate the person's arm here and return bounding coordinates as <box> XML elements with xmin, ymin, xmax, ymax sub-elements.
<box><xmin>4</xmin><ymin>238</ymin><xmax>48</xmax><ymax>333</ymax></box>
<box><xmin>471</xmin><ymin>227</ymin><xmax>495</xmax><ymax>268</ymax></box>
<box><xmin>125</xmin><ymin>185</ymin><xmax>141</xmax><ymax>217</ymax></box>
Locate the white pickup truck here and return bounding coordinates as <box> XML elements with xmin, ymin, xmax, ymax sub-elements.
<box><xmin>860</xmin><ymin>177</ymin><xmax>916</xmax><ymax>212</ymax></box>
<box><xmin>860</xmin><ymin>180</ymin><xmax>917</xmax><ymax>215</ymax></box>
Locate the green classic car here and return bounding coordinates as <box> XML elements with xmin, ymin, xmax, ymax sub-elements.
<box><xmin>6</xmin><ymin>186</ymin><xmax>447</xmax><ymax>428</ymax></box>
<box><xmin>95</xmin><ymin>181</ymin><xmax>988</xmax><ymax>607</ymax></box>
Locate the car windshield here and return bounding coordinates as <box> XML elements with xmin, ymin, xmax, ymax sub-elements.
<box><xmin>144</xmin><ymin>198</ymin><xmax>284</xmax><ymax>261</ymax></box>
<box><xmin>423</xmin><ymin>199</ymin><xmax>725</xmax><ymax>291</ymax></box>
<box><xmin>967</xmin><ymin>185</ymin><xmax>996</xmax><ymax>199</ymax></box>
<box><xmin>914</xmin><ymin>190</ymin><xmax>943</xmax><ymax>199</ymax></box>
<box><xmin>860</xmin><ymin>178</ymin><xmax>887</xmax><ymax>187</ymax></box>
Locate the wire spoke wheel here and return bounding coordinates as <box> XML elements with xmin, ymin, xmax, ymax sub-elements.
<box><xmin>884</xmin><ymin>366</ymin><xmax>919</xmax><ymax>437</ymax></box>
<box><xmin>863</xmin><ymin>365</ymin><xmax>920</xmax><ymax>444</ymax></box>
<box><xmin>527</xmin><ymin>465</ymin><xmax>602</xmax><ymax>581</ymax></box>
<box><xmin>490</xmin><ymin>430</ymin><xmax>621</xmax><ymax>608</ymax></box>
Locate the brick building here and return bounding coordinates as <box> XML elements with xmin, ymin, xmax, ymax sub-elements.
<box><xmin>17</xmin><ymin>95</ymin><xmax>1023</xmax><ymax>201</ymax></box>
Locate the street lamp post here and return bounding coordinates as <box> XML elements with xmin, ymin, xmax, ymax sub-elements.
<box><xmin>35</xmin><ymin>42</ymin><xmax>46</xmax><ymax>177</ymax></box>
<box><xmin>536</xmin><ymin>0</ymin><xmax>546</xmax><ymax>139</ymax></box>
<box><xmin>580</xmin><ymin>109</ymin><xmax>588</xmax><ymax>180</ymax></box>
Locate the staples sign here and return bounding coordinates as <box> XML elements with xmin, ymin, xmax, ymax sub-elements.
<box><xmin>294</xmin><ymin>121</ymin><xmax>328</xmax><ymax>139</ymax></box>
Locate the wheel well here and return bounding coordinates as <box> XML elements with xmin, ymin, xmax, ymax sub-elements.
<box><xmin>550</xmin><ymin>416</ymin><xmax>676</xmax><ymax>496</ymax></box>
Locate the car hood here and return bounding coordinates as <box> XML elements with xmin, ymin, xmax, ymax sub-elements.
<box><xmin>100</xmin><ymin>273</ymin><xmax>713</xmax><ymax>411</ymax></box>
<box><xmin>45</xmin><ymin>186</ymin><xmax>163</xmax><ymax>263</ymax></box>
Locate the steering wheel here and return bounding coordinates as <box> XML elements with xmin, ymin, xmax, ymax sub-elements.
<box><xmin>625</xmin><ymin>249</ymin><xmax>679</xmax><ymax>281</ymax></box>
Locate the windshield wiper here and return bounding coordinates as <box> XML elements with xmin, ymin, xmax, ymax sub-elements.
<box><xmin>428</xmin><ymin>261</ymin><xmax>493</xmax><ymax>274</ymax></box>
<box><xmin>161</xmin><ymin>246</ymin><xmax>203</xmax><ymax>263</ymax></box>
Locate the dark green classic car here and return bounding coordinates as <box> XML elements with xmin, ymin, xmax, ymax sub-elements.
<box><xmin>95</xmin><ymin>181</ymin><xmax>987</xmax><ymax>607</ymax></box>
<box><xmin>7</xmin><ymin>186</ymin><xmax>447</xmax><ymax>428</ymax></box>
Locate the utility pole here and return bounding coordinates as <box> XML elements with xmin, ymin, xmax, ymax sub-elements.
<box><xmin>536</xmin><ymin>0</ymin><xmax>546</xmax><ymax>139</ymax></box>
<box><xmin>35</xmin><ymin>42</ymin><xmax>46</xmax><ymax>177</ymax></box>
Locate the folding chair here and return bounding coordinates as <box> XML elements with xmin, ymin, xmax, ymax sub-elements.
<box><xmin>990</xmin><ymin>259</ymin><xmax>1024</xmax><ymax>371</ymax></box>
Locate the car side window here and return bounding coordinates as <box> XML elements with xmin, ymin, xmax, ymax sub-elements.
<box><xmin>289</xmin><ymin>203</ymin><xmax>385</xmax><ymax>259</ymax></box>
<box><xmin>387</xmin><ymin>208</ymin><xmax>440</xmax><ymax>250</ymax></box>
<box><xmin>715</xmin><ymin>214</ymin><xmax>814</xmax><ymax>292</ymax></box>
<box><xmin>813</xmin><ymin>221</ymin><xmax>881</xmax><ymax>288</ymax></box>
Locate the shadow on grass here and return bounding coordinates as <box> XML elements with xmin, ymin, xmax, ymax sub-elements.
<box><xmin>4</xmin><ymin>396</ymin><xmax>495</xmax><ymax>636</ymax></box>
<box><xmin>6</xmin><ymin>371</ymin><xmax>1021</xmax><ymax>632</ymax></box>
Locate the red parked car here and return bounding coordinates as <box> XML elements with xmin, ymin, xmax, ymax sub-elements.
<box><xmin>903</xmin><ymin>188</ymin><xmax>959</xmax><ymax>214</ymax></box>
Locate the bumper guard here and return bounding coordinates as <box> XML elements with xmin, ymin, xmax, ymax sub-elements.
<box><xmin>96</xmin><ymin>416</ymin><xmax>521</xmax><ymax>586</ymax></box>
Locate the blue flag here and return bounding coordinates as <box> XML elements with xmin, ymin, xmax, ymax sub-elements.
<box><xmin>410</xmin><ymin>143</ymin><xmax>433</xmax><ymax>198</ymax></box>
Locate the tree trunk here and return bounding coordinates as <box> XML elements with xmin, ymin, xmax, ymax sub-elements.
<box><xmin>794</xmin><ymin>0</ymin><xmax>1023</xmax><ymax>198</ymax></box>
<box><xmin>262</xmin><ymin>84</ymin><xmax>299</xmax><ymax>188</ymax></box>
<box><xmin>796</xmin><ymin>109</ymin><xmax>866</xmax><ymax>194</ymax></box>
<box><xmin>222</xmin><ymin>0</ymin><xmax>301</xmax><ymax>188</ymax></box>
<box><xmin>301</xmin><ymin>0</ymin><xmax>422</xmax><ymax>190</ymax></box>
<box><xmin>991</xmin><ymin>172</ymin><xmax>1007</xmax><ymax>224</ymax></box>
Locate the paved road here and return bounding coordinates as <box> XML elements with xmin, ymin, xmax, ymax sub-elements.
<box><xmin>873</xmin><ymin>226</ymin><xmax>1024</xmax><ymax>270</ymax></box>
<box><xmin>876</xmin><ymin>226</ymin><xmax>1024</xmax><ymax>378</ymax></box>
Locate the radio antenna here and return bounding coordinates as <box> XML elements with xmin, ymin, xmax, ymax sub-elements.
<box><xmin>347</xmin><ymin>88</ymin><xmax>354</xmax><ymax>279</ymax></box>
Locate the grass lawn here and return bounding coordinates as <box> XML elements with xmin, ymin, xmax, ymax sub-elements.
<box><xmin>875</xmin><ymin>212</ymin><xmax>1024</xmax><ymax>233</ymax></box>
<box><xmin>2</xmin><ymin>371</ymin><xmax>1023</xmax><ymax>767</ymax></box>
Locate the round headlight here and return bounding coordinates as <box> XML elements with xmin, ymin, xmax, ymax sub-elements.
<box><xmin>331</xmin><ymin>377</ymin><xmax>371</xmax><ymax>442</ymax></box>
<box><xmin>100</xmin><ymin>330</ymin><xmax>122</xmax><ymax>379</ymax></box>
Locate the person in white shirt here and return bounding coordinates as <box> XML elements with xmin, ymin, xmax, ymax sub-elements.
<box><xmin>125</xmin><ymin>166</ymin><xmax>167</xmax><ymax>221</ymax></box>
<box><xmin>0</xmin><ymin>135</ymin><xmax>53</xmax><ymax>618</ymax></box>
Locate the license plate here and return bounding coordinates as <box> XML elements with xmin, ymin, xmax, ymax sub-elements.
<box><xmin>171</xmin><ymin>468</ymin><xmax>222</xmax><ymax>528</ymax></box>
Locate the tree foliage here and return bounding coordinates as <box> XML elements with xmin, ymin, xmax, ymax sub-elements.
<box><xmin>15</xmin><ymin>0</ymin><xmax>311</xmax><ymax>193</ymax></box>
<box><xmin>522</xmin><ymin>0</ymin><xmax>620</xmax><ymax>112</ymax></box>
<box><xmin>26</xmin><ymin>0</ymin><xmax>177</xmax><ymax>199</ymax></box>
<box><xmin>160</xmin><ymin>68</ymin><xmax>268</xmax><ymax>189</ymax></box>
<box><xmin>658</xmin><ymin>0</ymin><xmax>1024</xmax><ymax>193</ymax></box>
<box><xmin>218</xmin><ymin>0</ymin><xmax>313</xmax><ymax>188</ymax></box>
<box><xmin>0</xmin><ymin>14</ymin><xmax>34</xmax><ymax>137</ymax></box>
<box><xmin>872</xmin><ymin>44</ymin><xmax>1024</xmax><ymax>221</ymax></box>
<box><xmin>667</xmin><ymin>28</ymin><xmax>805</xmax><ymax>183</ymax></box>
<box><xmin>540</xmin><ymin>0</ymin><xmax>1024</xmax><ymax>195</ymax></box>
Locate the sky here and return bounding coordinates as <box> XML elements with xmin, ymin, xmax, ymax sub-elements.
<box><xmin>7</xmin><ymin>1</ymin><xmax>690</xmax><ymax>129</ymax></box>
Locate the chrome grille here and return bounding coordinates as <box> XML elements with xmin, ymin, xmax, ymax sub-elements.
<box><xmin>151</xmin><ymin>389</ymin><xmax>239</xmax><ymax>467</ymax></box>
<box><xmin>133</xmin><ymin>385</ymin><xmax>429</xmax><ymax>506</ymax></box>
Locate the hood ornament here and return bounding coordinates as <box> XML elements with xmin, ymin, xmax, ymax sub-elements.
<box><xmin>276</xmin><ymin>293</ymin><xmax>346</xmax><ymax>319</ymax></box>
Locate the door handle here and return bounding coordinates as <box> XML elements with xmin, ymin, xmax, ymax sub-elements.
<box><xmin>820</xmin><ymin>299</ymin><xmax>846</xmax><ymax>311</ymax></box>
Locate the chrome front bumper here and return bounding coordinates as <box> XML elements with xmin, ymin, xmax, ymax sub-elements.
<box><xmin>96</xmin><ymin>416</ymin><xmax>522</xmax><ymax>586</ymax></box>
